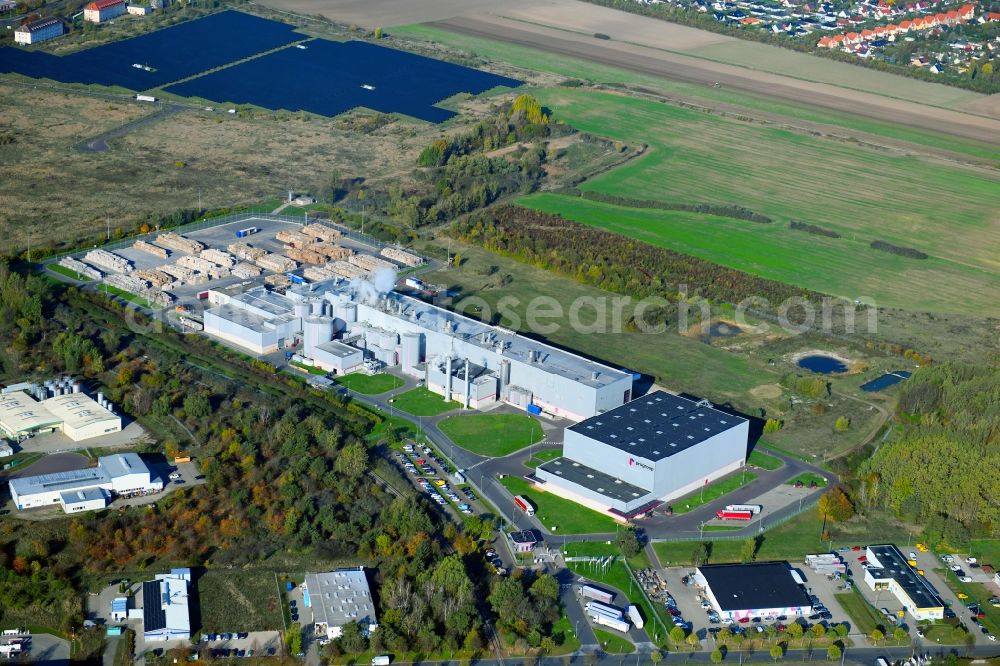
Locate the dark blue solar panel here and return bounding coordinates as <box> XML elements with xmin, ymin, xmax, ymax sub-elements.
<box><xmin>0</xmin><ymin>11</ymin><xmax>301</xmax><ymax>89</ymax></box>
<box><xmin>860</xmin><ymin>371</ymin><xmax>912</xmax><ymax>392</ymax></box>
<box><xmin>164</xmin><ymin>38</ymin><xmax>522</xmax><ymax>122</ymax></box>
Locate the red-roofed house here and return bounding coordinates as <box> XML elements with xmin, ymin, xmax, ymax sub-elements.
<box><xmin>958</xmin><ymin>5</ymin><xmax>974</xmax><ymax>20</ymax></box>
<box><xmin>898</xmin><ymin>19</ymin><xmax>911</xmax><ymax>31</ymax></box>
<box><xmin>84</xmin><ymin>0</ymin><xmax>126</xmax><ymax>23</ymax></box>
<box><xmin>845</xmin><ymin>31</ymin><xmax>860</xmax><ymax>43</ymax></box>
<box><xmin>986</xmin><ymin>12</ymin><xmax>1000</xmax><ymax>22</ymax></box>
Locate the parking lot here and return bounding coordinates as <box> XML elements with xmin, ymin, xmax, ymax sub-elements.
<box><xmin>0</xmin><ymin>632</ymin><xmax>69</xmax><ymax>664</ymax></box>
<box><xmin>661</xmin><ymin>564</ymin><xmax>853</xmax><ymax>642</ymax></box>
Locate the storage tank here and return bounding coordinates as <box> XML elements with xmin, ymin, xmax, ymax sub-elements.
<box><xmin>294</xmin><ymin>302</ymin><xmax>311</xmax><ymax>319</ymax></box>
<box><xmin>311</xmin><ymin>299</ymin><xmax>326</xmax><ymax>316</ymax></box>
<box><xmin>303</xmin><ymin>316</ymin><xmax>335</xmax><ymax>358</ymax></box>
<box><xmin>335</xmin><ymin>302</ymin><xmax>357</xmax><ymax>324</ymax></box>
<box><xmin>97</xmin><ymin>392</ymin><xmax>104</xmax><ymax>405</ymax></box>
<box><xmin>400</xmin><ymin>332</ymin><xmax>422</xmax><ymax>371</ymax></box>
<box><xmin>72</xmin><ymin>383</ymin><xmax>82</xmax><ymax>394</ymax></box>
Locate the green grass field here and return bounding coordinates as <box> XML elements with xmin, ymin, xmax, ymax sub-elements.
<box><xmin>499</xmin><ymin>475</ymin><xmax>618</xmax><ymax>534</ymax></box>
<box><xmin>787</xmin><ymin>472</ymin><xmax>829</xmax><ymax>487</ymax></box>
<box><xmin>334</xmin><ymin>372</ymin><xmax>404</xmax><ymax>394</ymax></box>
<box><xmin>99</xmin><ymin>284</ymin><xmax>152</xmax><ymax>308</ymax></box>
<box><xmin>515</xmin><ymin>91</ymin><xmax>1000</xmax><ymax>315</ymax></box>
<box><xmin>438</xmin><ymin>413</ymin><xmax>544</xmax><ymax>456</ymax></box>
<box><xmin>593</xmin><ymin>629</ymin><xmax>635</xmax><ymax>653</ymax></box>
<box><xmin>747</xmin><ymin>450</ymin><xmax>783</xmax><ymax>471</ymax></box>
<box><xmin>670</xmin><ymin>470</ymin><xmax>757</xmax><ymax>514</ymax></box>
<box><xmin>389</xmin><ymin>387</ymin><xmax>461</xmax><ymax>416</ymax></box>
<box><xmin>834</xmin><ymin>590</ymin><xmax>884</xmax><ymax>635</ymax></box>
<box><xmin>197</xmin><ymin>570</ymin><xmax>283</xmax><ymax>632</ymax></box>
<box><xmin>391</xmin><ymin>24</ymin><xmax>1000</xmax><ymax>162</ymax></box>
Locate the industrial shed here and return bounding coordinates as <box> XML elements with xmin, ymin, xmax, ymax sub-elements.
<box><xmin>863</xmin><ymin>544</ymin><xmax>944</xmax><ymax>620</ymax></box>
<box><xmin>535</xmin><ymin>391</ymin><xmax>749</xmax><ymax>515</ymax></box>
<box><xmin>0</xmin><ymin>390</ymin><xmax>120</xmax><ymax>441</ymax></box>
<box><xmin>305</xmin><ymin>568</ymin><xmax>378</xmax><ymax>640</ymax></box>
<box><xmin>695</xmin><ymin>562</ymin><xmax>813</xmax><ymax>621</ymax></box>
<box><xmin>142</xmin><ymin>569</ymin><xmax>192</xmax><ymax>641</ymax></box>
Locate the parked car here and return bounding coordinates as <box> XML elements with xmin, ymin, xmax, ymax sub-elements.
<box><xmin>169</xmin><ymin>472</ymin><xmax>182</xmax><ymax>480</ymax></box>
<box><xmin>959</xmin><ymin>576</ymin><xmax>974</xmax><ymax>583</ymax></box>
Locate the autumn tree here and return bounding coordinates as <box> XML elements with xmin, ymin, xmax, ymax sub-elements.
<box><xmin>817</xmin><ymin>486</ymin><xmax>855</xmax><ymax>522</ymax></box>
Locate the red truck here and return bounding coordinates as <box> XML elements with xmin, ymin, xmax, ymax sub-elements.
<box><xmin>513</xmin><ymin>495</ymin><xmax>535</xmax><ymax>516</ymax></box>
<box><xmin>716</xmin><ymin>509</ymin><xmax>753</xmax><ymax>521</ymax></box>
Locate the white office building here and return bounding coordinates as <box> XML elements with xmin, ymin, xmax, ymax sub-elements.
<box><xmin>142</xmin><ymin>569</ymin><xmax>192</xmax><ymax>641</ymax></box>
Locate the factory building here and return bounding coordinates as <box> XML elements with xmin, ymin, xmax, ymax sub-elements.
<box><xmin>14</xmin><ymin>17</ymin><xmax>64</xmax><ymax>45</ymax></box>
<box><xmin>695</xmin><ymin>562</ymin><xmax>813</xmax><ymax>621</ymax></box>
<box><xmin>141</xmin><ymin>569</ymin><xmax>192</xmax><ymax>641</ymax></box>
<box><xmin>0</xmin><ymin>381</ymin><xmax>121</xmax><ymax>442</ymax></box>
<box><xmin>203</xmin><ymin>280</ymin><xmax>633</xmax><ymax>421</ymax></box>
<box><xmin>863</xmin><ymin>545</ymin><xmax>944</xmax><ymax>620</ymax></box>
<box><xmin>8</xmin><ymin>452</ymin><xmax>162</xmax><ymax>512</ymax></box>
<box><xmin>305</xmin><ymin>568</ymin><xmax>378</xmax><ymax>640</ymax></box>
<box><xmin>534</xmin><ymin>391</ymin><xmax>749</xmax><ymax>516</ymax></box>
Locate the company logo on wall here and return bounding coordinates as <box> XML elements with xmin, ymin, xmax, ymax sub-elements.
<box><xmin>628</xmin><ymin>457</ymin><xmax>654</xmax><ymax>472</ymax></box>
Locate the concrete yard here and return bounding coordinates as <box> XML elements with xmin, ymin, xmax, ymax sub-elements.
<box><xmin>13</xmin><ymin>421</ymin><xmax>149</xmax><ymax>456</ymax></box>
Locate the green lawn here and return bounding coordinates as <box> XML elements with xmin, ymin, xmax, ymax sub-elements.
<box><xmin>670</xmin><ymin>470</ymin><xmax>757</xmax><ymax>514</ymax></box>
<box><xmin>834</xmin><ymin>590</ymin><xmax>884</xmax><ymax>635</ymax></box>
<box><xmin>654</xmin><ymin>509</ymin><xmax>913</xmax><ymax>565</ymax></box>
<box><xmin>498</xmin><ymin>475</ymin><xmax>618</xmax><ymax>534</ymax></box>
<box><xmin>525</xmin><ymin>448</ymin><xmax>563</xmax><ymax>469</ymax></box>
<box><xmin>438</xmin><ymin>413</ymin><xmax>544</xmax><ymax>456</ymax></box>
<box><xmin>334</xmin><ymin>372</ymin><xmax>403</xmax><ymax>394</ymax></box>
<box><xmin>391</xmin><ymin>24</ymin><xmax>1000</xmax><ymax>162</ymax></box>
<box><xmin>389</xmin><ymin>387</ymin><xmax>461</xmax><ymax>416</ymax></box>
<box><xmin>747</xmin><ymin>449</ymin><xmax>783</xmax><ymax>471</ymax></box>
<box><xmin>48</xmin><ymin>263</ymin><xmax>91</xmax><ymax>282</ymax></box>
<box><xmin>549</xmin><ymin>613</ymin><xmax>583</xmax><ymax>655</ymax></box>
<box><xmin>593</xmin><ymin>629</ymin><xmax>635</xmax><ymax>654</ymax></box>
<box><xmin>515</xmin><ymin>88</ymin><xmax>1000</xmax><ymax>315</ymax></box>
<box><xmin>787</xmin><ymin>472</ymin><xmax>829</xmax><ymax>487</ymax></box>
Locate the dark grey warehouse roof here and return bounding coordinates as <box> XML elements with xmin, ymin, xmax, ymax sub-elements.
<box><xmin>538</xmin><ymin>457</ymin><xmax>651</xmax><ymax>502</ymax></box>
<box><xmin>866</xmin><ymin>544</ymin><xmax>944</xmax><ymax>610</ymax></box>
<box><xmin>698</xmin><ymin>562</ymin><xmax>812</xmax><ymax>612</ymax></box>
<box><xmin>568</xmin><ymin>391</ymin><xmax>747</xmax><ymax>461</ymax></box>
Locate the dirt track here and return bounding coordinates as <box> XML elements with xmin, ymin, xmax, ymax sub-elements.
<box><xmin>435</xmin><ymin>14</ymin><xmax>1000</xmax><ymax>145</ymax></box>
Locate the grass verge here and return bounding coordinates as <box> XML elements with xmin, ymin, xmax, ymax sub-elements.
<box><xmin>593</xmin><ymin>628</ymin><xmax>635</xmax><ymax>653</ymax></box>
<box><xmin>747</xmin><ymin>450</ymin><xmax>783</xmax><ymax>470</ymax></box>
<box><xmin>787</xmin><ymin>472</ymin><xmax>829</xmax><ymax>487</ymax></box>
<box><xmin>670</xmin><ymin>470</ymin><xmax>757</xmax><ymax>514</ymax></box>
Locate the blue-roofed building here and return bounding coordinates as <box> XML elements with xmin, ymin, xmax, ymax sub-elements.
<box><xmin>8</xmin><ymin>453</ymin><xmax>162</xmax><ymax>512</ymax></box>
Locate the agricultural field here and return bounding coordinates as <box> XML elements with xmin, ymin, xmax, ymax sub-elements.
<box><xmin>392</xmin><ymin>23</ymin><xmax>1000</xmax><ymax>162</ymax></box>
<box><xmin>437</xmin><ymin>413</ymin><xmax>544</xmax><ymax>456</ymax></box>
<box><xmin>518</xmin><ymin>88</ymin><xmax>1000</xmax><ymax>315</ymax></box>
<box><xmin>196</xmin><ymin>570</ymin><xmax>284</xmax><ymax>632</ymax></box>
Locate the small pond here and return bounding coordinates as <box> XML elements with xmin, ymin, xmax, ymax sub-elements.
<box><xmin>708</xmin><ymin>322</ymin><xmax>743</xmax><ymax>338</ymax></box>
<box><xmin>798</xmin><ymin>355</ymin><xmax>848</xmax><ymax>374</ymax></box>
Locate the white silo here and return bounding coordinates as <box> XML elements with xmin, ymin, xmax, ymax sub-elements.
<box><xmin>293</xmin><ymin>301</ymin><xmax>311</xmax><ymax>319</ymax></box>
<box><xmin>400</xmin><ymin>332</ymin><xmax>423</xmax><ymax>372</ymax></box>
<box><xmin>335</xmin><ymin>302</ymin><xmax>357</xmax><ymax>324</ymax></box>
<box><xmin>303</xmin><ymin>316</ymin><xmax>335</xmax><ymax>358</ymax></box>
<box><xmin>311</xmin><ymin>299</ymin><xmax>326</xmax><ymax>316</ymax></box>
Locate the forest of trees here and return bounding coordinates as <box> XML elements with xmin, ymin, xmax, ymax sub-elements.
<box><xmin>860</xmin><ymin>360</ymin><xmax>1000</xmax><ymax>543</ymax></box>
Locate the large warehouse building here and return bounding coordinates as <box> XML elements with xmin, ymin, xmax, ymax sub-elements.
<box><xmin>141</xmin><ymin>568</ymin><xmax>192</xmax><ymax>642</ymax></box>
<box><xmin>305</xmin><ymin>568</ymin><xmax>378</xmax><ymax>640</ymax></box>
<box><xmin>0</xmin><ymin>388</ymin><xmax>121</xmax><ymax>441</ymax></box>
<box><xmin>204</xmin><ymin>280</ymin><xmax>633</xmax><ymax>421</ymax></box>
<box><xmin>8</xmin><ymin>452</ymin><xmax>162</xmax><ymax>512</ymax></box>
<box><xmin>533</xmin><ymin>391</ymin><xmax>749</xmax><ymax>516</ymax></box>
<box><xmin>863</xmin><ymin>544</ymin><xmax>944</xmax><ymax>620</ymax></box>
<box><xmin>695</xmin><ymin>562</ymin><xmax>813</xmax><ymax>621</ymax></box>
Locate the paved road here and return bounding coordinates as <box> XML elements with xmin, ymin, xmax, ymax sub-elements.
<box><xmin>77</xmin><ymin>104</ymin><xmax>186</xmax><ymax>153</ymax></box>
<box><xmin>338</xmin><ymin>375</ymin><xmax>832</xmax><ymax>540</ymax></box>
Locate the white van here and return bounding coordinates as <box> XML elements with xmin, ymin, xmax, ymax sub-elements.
<box><xmin>372</xmin><ymin>656</ymin><xmax>390</xmax><ymax>666</ymax></box>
